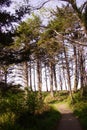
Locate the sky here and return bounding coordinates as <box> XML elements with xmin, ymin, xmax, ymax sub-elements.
<box><xmin>7</xmin><ymin>0</ymin><xmax>86</xmax><ymax>26</ymax></box>
<box><xmin>25</xmin><ymin>0</ymin><xmax>86</xmax><ymax>7</ymax></box>
<box><xmin>29</xmin><ymin>0</ymin><xmax>86</xmax><ymax>8</ymax></box>
<box><xmin>8</xmin><ymin>0</ymin><xmax>86</xmax><ymax>13</ymax></box>
<box><xmin>7</xmin><ymin>0</ymin><xmax>87</xmax><ymax>90</ymax></box>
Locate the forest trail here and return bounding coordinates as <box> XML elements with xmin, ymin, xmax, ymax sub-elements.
<box><xmin>56</xmin><ymin>103</ymin><xmax>83</xmax><ymax>130</ymax></box>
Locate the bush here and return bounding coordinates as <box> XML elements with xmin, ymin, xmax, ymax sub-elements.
<box><xmin>0</xmin><ymin>90</ymin><xmax>61</xmax><ymax>130</ymax></box>
<box><xmin>26</xmin><ymin>91</ymin><xmax>44</xmax><ymax>114</ymax></box>
<box><xmin>68</xmin><ymin>92</ymin><xmax>87</xmax><ymax>130</ymax></box>
<box><xmin>16</xmin><ymin>107</ymin><xmax>61</xmax><ymax>130</ymax></box>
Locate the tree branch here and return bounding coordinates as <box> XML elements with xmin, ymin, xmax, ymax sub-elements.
<box><xmin>54</xmin><ymin>30</ymin><xmax>87</xmax><ymax>47</ymax></box>
<box><xmin>80</xmin><ymin>1</ymin><xmax>87</xmax><ymax>13</ymax></box>
<box><xmin>30</xmin><ymin>0</ymin><xmax>52</xmax><ymax>10</ymax></box>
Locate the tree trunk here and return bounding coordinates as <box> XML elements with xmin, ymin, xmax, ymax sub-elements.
<box><xmin>23</xmin><ymin>62</ymin><xmax>29</xmax><ymax>87</ymax></box>
<box><xmin>73</xmin><ymin>46</ymin><xmax>78</xmax><ymax>92</ymax></box>
<box><xmin>61</xmin><ymin>53</ymin><xmax>67</xmax><ymax>91</ymax></box>
<box><xmin>53</xmin><ymin>64</ymin><xmax>57</xmax><ymax>92</ymax></box>
<box><xmin>49</xmin><ymin>62</ymin><xmax>54</xmax><ymax>97</ymax></box>
<box><xmin>4</xmin><ymin>71</ymin><xmax>8</xmax><ymax>89</ymax></box>
<box><xmin>29</xmin><ymin>61</ymin><xmax>32</xmax><ymax>91</ymax></box>
<box><xmin>45</xmin><ymin>64</ymin><xmax>48</xmax><ymax>92</ymax></box>
<box><xmin>79</xmin><ymin>47</ymin><xmax>85</xmax><ymax>96</ymax></box>
<box><xmin>33</xmin><ymin>62</ymin><xmax>36</xmax><ymax>91</ymax></box>
<box><xmin>37</xmin><ymin>59</ymin><xmax>42</xmax><ymax>100</ymax></box>
<box><xmin>63</xmin><ymin>45</ymin><xmax>73</xmax><ymax>99</ymax></box>
<box><xmin>59</xmin><ymin>74</ymin><xmax>63</xmax><ymax>91</ymax></box>
<box><xmin>2</xmin><ymin>66</ymin><xmax>8</xmax><ymax>90</ymax></box>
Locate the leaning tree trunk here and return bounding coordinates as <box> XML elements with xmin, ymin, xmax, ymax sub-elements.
<box><xmin>59</xmin><ymin>0</ymin><xmax>87</xmax><ymax>34</ymax></box>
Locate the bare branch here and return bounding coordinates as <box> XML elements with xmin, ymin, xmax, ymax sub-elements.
<box><xmin>54</xmin><ymin>30</ymin><xmax>87</xmax><ymax>47</ymax></box>
<box><xmin>80</xmin><ymin>1</ymin><xmax>87</xmax><ymax>13</ymax></box>
<box><xmin>57</xmin><ymin>0</ymin><xmax>76</xmax><ymax>4</ymax></box>
<box><xmin>30</xmin><ymin>0</ymin><xmax>52</xmax><ymax>10</ymax></box>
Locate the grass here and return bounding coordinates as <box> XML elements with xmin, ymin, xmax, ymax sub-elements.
<box><xmin>45</xmin><ymin>90</ymin><xmax>87</xmax><ymax>130</ymax></box>
<box><xmin>67</xmin><ymin>91</ymin><xmax>87</xmax><ymax>130</ymax></box>
<box><xmin>44</xmin><ymin>90</ymin><xmax>87</xmax><ymax>130</ymax></box>
<box><xmin>44</xmin><ymin>91</ymin><xmax>69</xmax><ymax>104</ymax></box>
<box><xmin>0</xmin><ymin>107</ymin><xmax>60</xmax><ymax>130</ymax></box>
<box><xmin>73</xmin><ymin>102</ymin><xmax>87</xmax><ymax>130</ymax></box>
<box><xmin>0</xmin><ymin>90</ymin><xmax>61</xmax><ymax>130</ymax></box>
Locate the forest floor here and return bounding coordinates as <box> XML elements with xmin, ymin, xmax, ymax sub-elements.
<box><xmin>55</xmin><ymin>103</ymin><xmax>83</xmax><ymax>130</ymax></box>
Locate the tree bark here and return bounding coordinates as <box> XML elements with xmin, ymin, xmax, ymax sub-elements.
<box><xmin>63</xmin><ymin>45</ymin><xmax>73</xmax><ymax>99</ymax></box>
<box><xmin>61</xmin><ymin>53</ymin><xmax>67</xmax><ymax>91</ymax></box>
<box><xmin>45</xmin><ymin>64</ymin><xmax>48</xmax><ymax>92</ymax></box>
<box><xmin>53</xmin><ymin>64</ymin><xmax>58</xmax><ymax>92</ymax></box>
<box><xmin>37</xmin><ymin>59</ymin><xmax>42</xmax><ymax>100</ymax></box>
<box><xmin>4</xmin><ymin>70</ymin><xmax>8</xmax><ymax>89</ymax></box>
<box><xmin>73</xmin><ymin>46</ymin><xmax>78</xmax><ymax>92</ymax></box>
<box><xmin>49</xmin><ymin>62</ymin><xmax>54</xmax><ymax>97</ymax></box>
<box><xmin>29</xmin><ymin>61</ymin><xmax>32</xmax><ymax>91</ymax></box>
<box><xmin>78</xmin><ymin>47</ymin><xmax>85</xmax><ymax>96</ymax></box>
<box><xmin>59</xmin><ymin>74</ymin><xmax>63</xmax><ymax>91</ymax></box>
<box><xmin>23</xmin><ymin>62</ymin><xmax>29</xmax><ymax>87</ymax></box>
<box><xmin>33</xmin><ymin>62</ymin><xmax>36</xmax><ymax>91</ymax></box>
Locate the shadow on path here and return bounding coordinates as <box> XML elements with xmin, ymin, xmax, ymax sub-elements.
<box><xmin>56</xmin><ymin>103</ymin><xmax>83</xmax><ymax>130</ymax></box>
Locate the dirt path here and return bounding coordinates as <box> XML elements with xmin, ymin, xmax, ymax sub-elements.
<box><xmin>56</xmin><ymin>103</ymin><xmax>83</xmax><ymax>130</ymax></box>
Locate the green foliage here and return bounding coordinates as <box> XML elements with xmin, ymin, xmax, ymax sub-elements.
<box><xmin>0</xmin><ymin>90</ymin><xmax>25</xmax><ymax>115</ymax></box>
<box><xmin>68</xmin><ymin>91</ymin><xmax>87</xmax><ymax>130</ymax></box>
<box><xmin>44</xmin><ymin>91</ymin><xmax>69</xmax><ymax>104</ymax></box>
<box><xmin>67</xmin><ymin>91</ymin><xmax>81</xmax><ymax>105</ymax></box>
<box><xmin>16</xmin><ymin>107</ymin><xmax>60</xmax><ymax>130</ymax></box>
<box><xmin>26</xmin><ymin>91</ymin><xmax>43</xmax><ymax>114</ymax></box>
<box><xmin>0</xmin><ymin>90</ymin><xmax>25</xmax><ymax>130</ymax></box>
<box><xmin>0</xmin><ymin>0</ymin><xmax>30</xmax><ymax>46</ymax></box>
<box><xmin>73</xmin><ymin>102</ymin><xmax>87</xmax><ymax>130</ymax></box>
<box><xmin>38</xmin><ymin>31</ymin><xmax>62</xmax><ymax>62</ymax></box>
<box><xmin>49</xmin><ymin>6</ymin><xmax>79</xmax><ymax>33</ymax></box>
<box><xmin>15</xmin><ymin>15</ymin><xmax>41</xmax><ymax>46</ymax></box>
<box><xmin>0</xmin><ymin>90</ymin><xmax>60</xmax><ymax>130</ymax></box>
<box><xmin>44</xmin><ymin>93</ymin><xmax>55</xmax><ymax>103</ymax></box>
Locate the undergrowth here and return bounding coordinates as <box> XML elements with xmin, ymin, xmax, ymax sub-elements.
<box><xmin>68</xmin><ymin>91</ymin><xmax>87</xmax><ymax>130</ymax></box>
<box><xmin>44</xmin><ymin>91</ymin><xmax>68</xmax><ymax>104</ymax></box>
<box><xmin>0</xmin><ymin>89</ymin><xmax>61</xmax><ymax>130</ymax></box>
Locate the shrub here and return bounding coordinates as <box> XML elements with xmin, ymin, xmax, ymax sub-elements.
<box><xmin>68</xmin><ymin>92</ymin><xmax>87</xmax><ymax>130</ymax></box>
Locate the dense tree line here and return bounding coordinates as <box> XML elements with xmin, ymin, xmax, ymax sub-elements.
<box><xmin>0</xmin><ymin>0</ymin><xmax>87</xmax><ymax>100</ymax></box>
<box><xmin>0</xmin><ymin>1</ymin><xmax>87</xmax><ymax>130</ymax></box>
